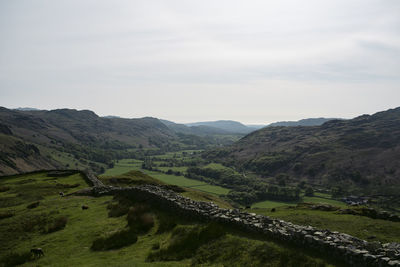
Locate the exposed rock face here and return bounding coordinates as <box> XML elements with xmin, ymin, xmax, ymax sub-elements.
<box><xmin>82</xmin><ymin>173</ymin><xmax>400</xmax><ymax>267</ymax></box>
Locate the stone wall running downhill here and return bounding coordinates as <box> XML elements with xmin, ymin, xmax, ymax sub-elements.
<box><xmin>80</xmin><ymin>173</ymin><xmax>400</xmax><ymax>267</ymax></box>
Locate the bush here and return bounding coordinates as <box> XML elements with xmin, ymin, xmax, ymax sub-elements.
<box><xmin>27</xmin><ymin>201</ymin><xmax>40</xmax><ymax>209</ymax></box>
<box><xmin>20</xmin><ymin>213</ymin><xmax>49</xmax><ymax>232</ymax></box>
<box><xmin>107</xmin><ymin>202</ymin><xmax>130</xmax><ymax>217</ymax></box>
<box><xmin>91</xmin><ymin>229</ymin><xmax>138</xmax><ymax>251</ymax></box>
<box><xmin>147</xmin><ymin>223</ymin><xmax>225</xmax><ymax>261</ymax></box>
<box><xmin>127</xmin><ymin>205</ymin><xmax>154</xmax><ymax>233</ymax></box>
<box><xmin>0</xmin><ymin>211</ymin><xmax>14</xmax><ymax>220</ymax></box>
<box><xmin>0</xmin><ymin>185</ymin><xmax>10</xmax><ymax>192</ymax></box>
<box><xmin>305</xmin><ymin>187</ymin><xmax>314</xmax><ymax>197</ymax></box>
<box><xmin>47</xmin><ymin>216</ymin><xmax>68</xmax><ymax>233</ymax></box>
<box><xmin>57</xmin><ymin>183</ymin><xmax>80</xmax><ymax>189</ymax></box>
<box><xmin>156</xmin><ymin>213</ymin><xmax>177</xmax><ymax>234</ymax></box>
<box><xmin>1</xmin><ymin>251</ymin><xmax>32</xmax><ymax>267</ymax></box>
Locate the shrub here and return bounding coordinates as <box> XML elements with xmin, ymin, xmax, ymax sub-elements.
<box><xmin>156</xmin><ymin>213</ymin><xmax>177</xmax><ymax>234</ymax></box>
<box><xmin>107</xmin><ymin>202</ymin><xmax>130</xmax><ymax>217</ymax></box>
<box><xmin>91</xmin><ymin>229</ymin><xmax>137</xmax><ymax>251</ymax></box>
<box><xmin>57</xmin><ymin>183</ymin><xmax>80</xmax><ymax>189</ymax></box>
<box><xmin>0</xmin><ymin>211</ymin><xmax>14</xmax><ymax>220</ymax></box>
<box><xmin>26</xmin><ymin>201</ymin><xmax>40</xmax><ymax>209</ymax></box>
<box><xmin>147</xmin><ymin>223</ymin><xmax>225</xmax><ymax>261</ymax></box>
<box><xmin>0</xmin><ymin>185</ymin><xmax>10</xmax><ymax>192</ymax></box>
<box><xmin>1</xmin><ymin>251</ymin><xmax>32</xmax><ymax>267</ymax></box>
<box><xmin>47</xmin><ymin>216</ymin><xmax>68</xmax><ymax>233</ymax></box>
<box><xmin>21</xmin><ymin>213</ymin><xmax>49</xmax><ymax>232</ymax></box>
<box><xmin>127</xmin><ymin>205</ymin><xmax>154</xmax><ymax>233</ymax></box>
<box><xmin>151</xmin><ymin>243</ymin><xmax>160</xmax><ymax>250</ymax></box>
<box><xmin>305</xmin><ymin>187</ymin><xmax>314</xmax><ymax>197</ymax></box>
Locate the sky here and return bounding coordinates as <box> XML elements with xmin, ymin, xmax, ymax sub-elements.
<box><xmin>0</xmin><ymin>0</ymin><xmax>400</xmax><ymax>124</ymax></box>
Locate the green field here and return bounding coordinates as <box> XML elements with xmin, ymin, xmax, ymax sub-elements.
<box><xmin>252</xmin><ymin>193</ymin><xmax>346</xmax><ymax>209</ymax></box>
<box><xmin>185</xmin><ymin>184</ymin><xmax>230</xmax><ymax>195</ymax></box>
<box><xmin>250</xmin><ymin>206</ymin><xmax>400</xmax><ymax>243</ymax></box>
<box><xmin>252</xmin><ymin>200</ymin><xmax>297</xmax><ymax>209</ymax></box>
<box><xmin>302</xmin><ymin>196</ymin><xmax>346</xmax><ymax>207</ymax></box>
<box><xmin>102</xmin><ymin>159</ymin><xmax>143</xmax><ymax>176</ymax></box>
<box><xmin>102</xmin><ymin>159</ymin><xmax>230</xmax><ymax>196</ymax></box>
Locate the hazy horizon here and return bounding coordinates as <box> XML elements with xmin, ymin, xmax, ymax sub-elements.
<box><xmin>2</xmin><ymin>104</ymin><xmax>380</xmax><ymax>125</ymax></box>
<box><xmin>1</xmin><ymin>0</ymin><xmax>399</xmax><ymax>124</ymax></box>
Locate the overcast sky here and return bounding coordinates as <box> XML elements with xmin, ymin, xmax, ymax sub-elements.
<box><xmin>1</xmin><ymin>0</ymin><xmax>399</xmax><ymax>124</ymax></box>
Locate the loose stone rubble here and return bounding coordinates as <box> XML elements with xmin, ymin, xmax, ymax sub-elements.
<box><xmin>81</xmin><ymin>173</ymin><xmax>400</xmax><ymax>267</ymax></box>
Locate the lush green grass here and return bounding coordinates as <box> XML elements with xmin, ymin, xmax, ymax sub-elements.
<box><xmin>252</xmin><ymin>200</ymin><xmax>297</xmax><ymax>209</ymax></box>
<box><xmin>102</xmin><ymin>159</ymin><xmax>143</xmax><ymax>176</ymax></box>
<box><xmin>302</xmin><ymin>196</ymin><xmax>347</xmax><ymax>207</ymax></box>
<box><xmin>103</xmin><ymin>158</ymin><xmax>230</xmax><ymax>196</ymax></box>
<box><xmin>251</xmin><ymin>195</ymin><xmax>345</xmax><ymax>209</ymax></box>
<box><xmin>250</xmin><ymin>206</ymin><xmax>400</xmax><ymax>243</ymax></box>
<box><xmin>100</xmin><ymin>170</ymin><xmax>165</xmax><ymax>187</ymax></box>
<box><xmin>0</xmin><ymin>171</ymin><xmax>334</xmax><ymax>267</ymax></box>
<box><xmin>147</xmin><ymin>223</ymin><xmax>333</xmax><ymax>267</ymax></box>
<box><xmin>0</xmin><ymin>172</ymin><xmax>189</xmax><ymax>267</ymax></box>
<box><xmin>101</xmin><ymin>170</ymin><xmax>232</xmax><ymax>209</ymax></box>
<box><xmin>187</xmin><ymin>184</ymin><xmax>230</xmax><ymax>195</ymax></box>
<box><xmin>158</xmin><ymin>166</ymin><xmax>188</xmax><ymax>173</ymax></box>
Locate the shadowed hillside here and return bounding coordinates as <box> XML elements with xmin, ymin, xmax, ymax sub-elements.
<box><xmin>0</xmin><ymin>107</ymin><xmax>178</xmax><ymax>175</ymax></box>
<box><xmin>204</xmin><ymin>107</ymin><xmax>400</xmax><ymax>195</ymax></box>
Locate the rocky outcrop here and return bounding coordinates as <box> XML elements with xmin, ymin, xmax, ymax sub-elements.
<box><xmin>81</xmin><ymin>174</ymin><xmax>400</xmax><ymax>267</ymax></box>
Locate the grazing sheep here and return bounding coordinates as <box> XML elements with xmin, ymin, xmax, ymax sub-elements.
<box><xmin>30</xmin><ymin>248</ymin><xmax>44</xmax><ymax>258</ymax></box>
<box><xmin>59</xmin><ymin>192</ymin><xmax>65</xmax><ymax>197</ymax></box>
<box><xmin>81</xmin><ymin>205</ymin><xmax>89</xmax><ymax>210</ymax></box>
<box><xmin>271</xmin><ymin>208</ymin><xmax>276</xmax><ymax>212</ymax></box>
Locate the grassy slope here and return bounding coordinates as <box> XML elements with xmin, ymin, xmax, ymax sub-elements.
<box><xmin>0</xmin><ymin>171</ymin><xmax>334</xmax><ymax>267</ymax></box>
<box><xmin>249</xmin><ymin>206</ymin><xmax>400</xmax><ymax>243</ymax></box>
<box><xmin>102</xmin><ymin>159</ymin><xmax>230</xmax><ymax>196</ymax></box>
<box><xmin>100</xmin><ymin>170</ymin><xmax>232</xmax><ymax>209</ymax></box>
<box><xmin>252</xmin><ymin>195</ymin><xmax>346</xmax><ymax>209</ymax></box>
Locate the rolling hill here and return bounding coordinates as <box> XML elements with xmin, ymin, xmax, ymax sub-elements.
<box><xmin>0</xmin><ymin>107</ymin><xmax>178</xmax><ymax>175</ymax></box>
<box><xmin>204</xmin><ymin>107</ymin><xmax>400</xmax><ymax>195</ymax></box>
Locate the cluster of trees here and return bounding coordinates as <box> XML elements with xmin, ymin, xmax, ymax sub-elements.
<box><xmin>186</xmin><ymin>167</ymin><xmax>300</xmax><ymax>205</ymax></box>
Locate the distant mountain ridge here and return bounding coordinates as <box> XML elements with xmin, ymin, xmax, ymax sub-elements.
<box><xmin>160</xmin><ymin>119</ymin><xmax>232</xmax><ymax>135</ymax></box>
<box><xmin>185</xmin><ymin>120</ymin><xmax>254</xmax><ymax>134</ymax></box>
<box><xmin>14</xmin><ymin>107</ymin><xmax>42</xmax><ymax>111</ymax></box>
<box><xmin>266</xmin><ymin>117</ymin><xmax>339</xmax><ymax>127</ymax></box>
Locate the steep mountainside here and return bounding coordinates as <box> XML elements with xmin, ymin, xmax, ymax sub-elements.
<box><xmin>204</xmin><ymin>107</ymin><xmax>400</xmax><ymax>194</ymax></box>
<box><xmin>0</xmin><ymin>107</ymin><xmax>176</xmax><ymax>175</ymax></box>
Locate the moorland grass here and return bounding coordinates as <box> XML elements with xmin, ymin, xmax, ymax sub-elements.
<box><xmin>0</xmin><ymin>171</ymin><xmax>372</xmax><ymax>266</ymax></box>
<box><xmin>250</xmin><ymin>206</ymin><xmax>400</xmax><ymax>243</ymax></box>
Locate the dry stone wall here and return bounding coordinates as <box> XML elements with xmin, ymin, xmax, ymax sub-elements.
<box><xmin>84</xmin><ymin>173</ymin><xmax>400</xmax><ymax>267</ymax></box>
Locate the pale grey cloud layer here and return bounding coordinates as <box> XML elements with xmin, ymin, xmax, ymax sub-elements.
<box><xmin>0</xmin><ymin>0</ymin><xmax>399</xmax><ymax>123</ymax></box>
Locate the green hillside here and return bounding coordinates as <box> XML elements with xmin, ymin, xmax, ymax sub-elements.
<box><xmin>0</xmin><ymin>171</ymin><xmax>336</xmax><ymax>267</ymax></box>
<box><xmin>204</xmin><ymin>107</ymin><xmax>400</xmax><ymax>198</ymax></box>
